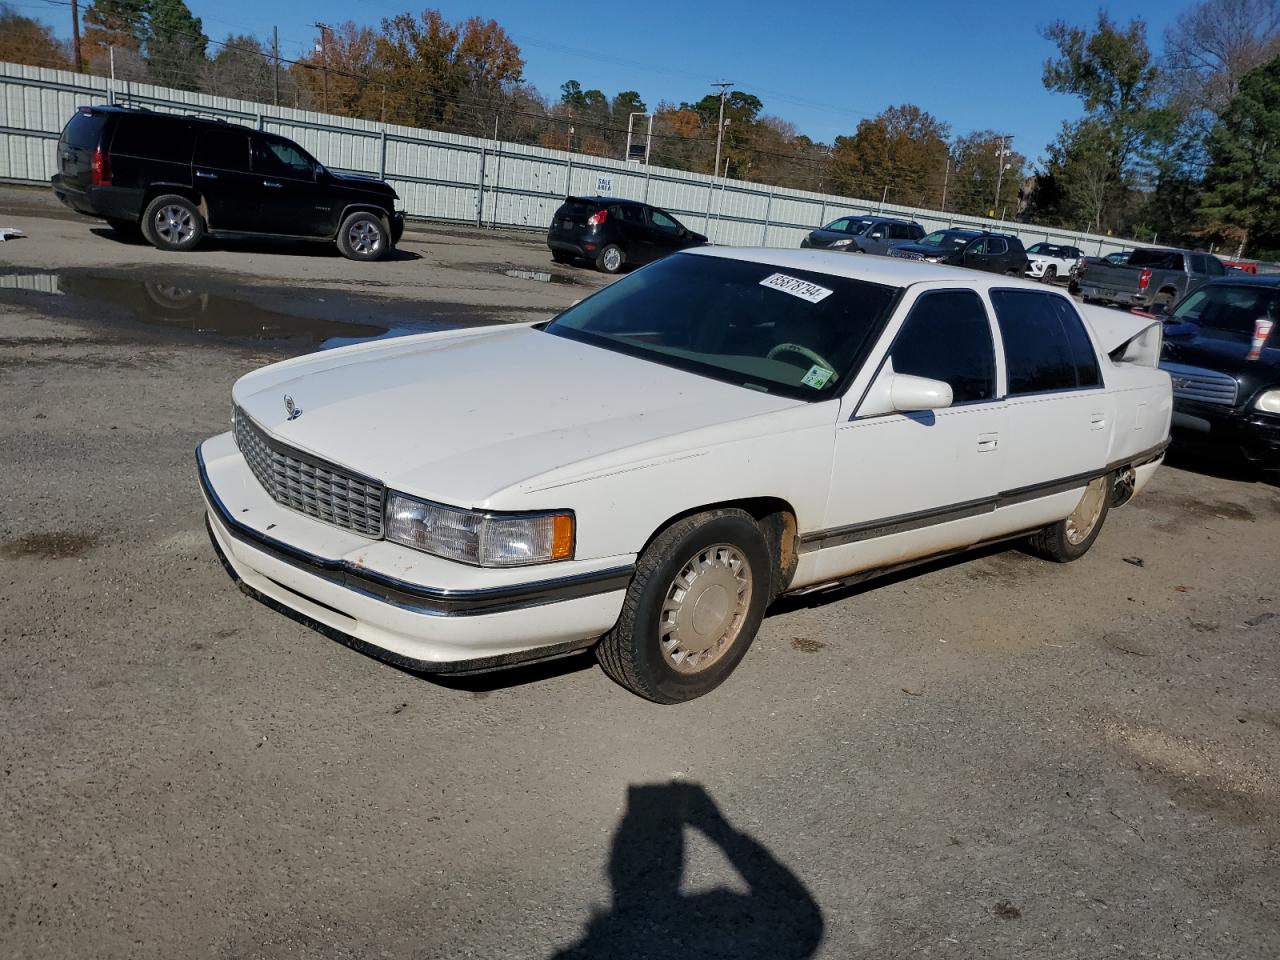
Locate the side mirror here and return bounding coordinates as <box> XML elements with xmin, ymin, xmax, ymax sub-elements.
<box><xmin>857</xmin><ymin>362</ymin><xmax>954</xmax><ymax>418</ymax></box>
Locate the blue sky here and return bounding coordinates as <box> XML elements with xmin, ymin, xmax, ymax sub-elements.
<box><xmin>23</xmin><ymin>0</ymin><xmax>1194</xmax><ymax>166</ymax></box>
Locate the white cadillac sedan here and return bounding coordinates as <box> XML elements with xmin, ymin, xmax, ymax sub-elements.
<box><xmin>199</xmin><ymin>249</ymin><xmax>1171</xmax><ymax>703</ymax></box>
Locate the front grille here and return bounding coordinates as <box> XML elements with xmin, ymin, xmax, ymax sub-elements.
<box><xmin>233</xmin><ymin>407</ymin><xmax>385</xmax><ymax>537</ymax></box>
<box><xmin>890</xmin><ymin>248</ymin><xmax>924</xmax><ymax>261</ymax></box>
<box><xmin>1160</xmin><ymin>362</ymin><xmax>1239</xmax><ymax>407</ymax></box>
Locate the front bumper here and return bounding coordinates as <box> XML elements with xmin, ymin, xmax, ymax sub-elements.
<box><xmin>198</xmin><ymin>433</ymin><xmax>633</xmax><ymax>672</ymax></box>
<box><xmin>1170</xmin><ymin>400</ymin><xmax>1280</xmax><ymax>467</ymax></box>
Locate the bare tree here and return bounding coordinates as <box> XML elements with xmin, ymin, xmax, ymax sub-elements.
<box><xmin>1164</xmin><ymin>0</ymin><xmax>1280</xmax><ymax>116</ymax></box>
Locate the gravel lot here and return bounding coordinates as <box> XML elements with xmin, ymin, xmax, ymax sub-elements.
<box><xmin>2</xmin><ymin>186</ymin><xmax>1279</xmax><ymax>959</ymax></box>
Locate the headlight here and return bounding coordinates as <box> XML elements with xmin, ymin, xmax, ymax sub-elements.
<box><xmin>829</xmin><ymin>238</ymin><xmax>852</xmax><ymax>248</ymax></box>
<box><xmin>1255</xmin><ymin>389</ymin><xmax>1280</xmax><ymax>415</ymax></box>
<box><xmin>384</xmin><ymin>492</ymin><xmax>574</xmax><ymax>567</ymax></box>
<box><xmin>924</xmin><ymin>256</ymin><xmax>943</xmax><ymax>263</ymax></box>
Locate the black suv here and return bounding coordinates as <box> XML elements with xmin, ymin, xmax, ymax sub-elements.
<box><xmin>50</xmin><ymin>105</ymin><xmax>405</xmax><ymax>261</ymax></box>
<box><xmin>799</xmin><ymin>216</ymin><xmax>924</xmax><ymax>255</ymax></box>
<box><xmin>889</xmin><ymin>229</ymin><xmax>1030</xmax><ymax>275</ymax></box>
<box><xmin>547</xmin><ymin>196</ymin><xmax>706</xmax><ymax>273</ymax></box>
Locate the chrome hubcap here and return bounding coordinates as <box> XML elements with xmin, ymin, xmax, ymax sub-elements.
<box><xmin>659</xmin><ymin>544</ymin><xmax>752</xmax><ymax>673</ymax></box>
<box><xmin>603</xmin><ymin>247</ymin><xmax>621</xmax><ymax>271</ymax></box>
<box><xmin>349</xmin><ymin>220</ymin><xmax>382</xmax><ymax>255</ymax></box>
<box><xmin>155</xmin><ymin>205</ymin><xmax>194</xmax><ymax>244</ymax></box>
<box><xmin>1065</xmin><ymin>477</ymin><xmax>1108</xmax><ymax>545</ymax></box>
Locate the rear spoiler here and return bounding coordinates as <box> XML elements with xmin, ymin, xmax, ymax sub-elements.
<box><xmin>1078</xmin><ymin>303</ymin><xmax>1163</xmax><ymax>367</ymax></box>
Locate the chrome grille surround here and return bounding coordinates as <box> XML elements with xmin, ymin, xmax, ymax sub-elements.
<box><xmin>233</xmin><ymin>407</ymin><xmax>385</xmax><ymax>537</ymax></box>
<box><xmin>1160</xmin><ymin>361</ymin><xmax>1239</xmax><ymax>408</ymax></box>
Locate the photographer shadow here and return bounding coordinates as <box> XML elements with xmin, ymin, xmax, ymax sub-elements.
<box><xmin>552</xmin><ymin>781</ymin><xmax>823</xmax><ymax>959</ymax></box>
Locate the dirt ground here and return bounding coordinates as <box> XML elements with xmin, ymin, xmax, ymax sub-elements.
<box><xmin>1</xmin><ymin>185</ymin><xmax>1278</xmax><ymax>959</ymax></box>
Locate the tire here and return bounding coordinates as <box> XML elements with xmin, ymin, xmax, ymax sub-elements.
<box><xmin>1153</xmin><ymin>289</ymin><xmax>1176</xmax><ymax>309</ymax></box>
<box><xmin>595</xmin><ymin>243</ymin><xmax>625</xmax><ymax>274</ymax></box>
<box><xmin>551</xmin><ymin>249</ymin><xmax>573</xmax><ymax>264</ymax></box>
<box><xmin>1026</xmin><ymin>475</ymin><xmax>1111</xmax><ymax>563</ymax></box>
<box><xmin>1042</xmin><ymin>265</ymin><xmax>1058</xmax><ymax>283</ymax></box>
<box><xmin>337</xmin><ymin>211</ymin><xmax>389</xmax><ymax>261</ymax></box>
<box><xmin>141</xmin><ymin>194</ymin><xmax>204</xmax><ymax>252</ymax></box>
<box><xmin>596</xmin><ymin>509</ymin><xmax>771</xmax><ymax>704</ymax></box>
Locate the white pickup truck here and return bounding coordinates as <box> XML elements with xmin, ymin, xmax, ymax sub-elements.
<box><xmin>200</xmin><ymin>249</ymin><xmax>1172</xmax><ymax>703</ymax></box>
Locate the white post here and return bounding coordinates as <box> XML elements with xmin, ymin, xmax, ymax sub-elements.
<box><xmin>108</xmin><ymin>46</ymin><xmax>116</xmax><ymax>104</ymax></box>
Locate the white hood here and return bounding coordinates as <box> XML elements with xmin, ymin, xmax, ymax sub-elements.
<box><xmin>232</xmin><ymin>324</ymin><xmax>804</xmax><ymax>506</ymax></box>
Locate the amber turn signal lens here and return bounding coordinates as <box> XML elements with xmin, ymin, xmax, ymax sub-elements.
<box><xmin>551</xmin><ymin>513</ymin><xmax>575</xmax><ymax>560</ymax></box>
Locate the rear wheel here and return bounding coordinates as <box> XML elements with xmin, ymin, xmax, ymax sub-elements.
<box><xmin>337</xmin><ymin>211</ymin><xmax>389</xmax><ymax>261</ymax></box>
<box><xmin>1154</xmin><ymin>289</ymin><xmax>1176</xmax><ymax>309</ymax></box>
<box><xmin>595</xmin><ymin>243</ymin><xmax>624</xmax><ymax>274</ymax></box>
<box><xmin>596</xmin><ymin>509</ymin><xmax>770</xmax><ymax>704</ymax></box>
<box><xmin>141</xmin><ymin>195</ymin><xmax>204</xmax><ymax>252</ymax></box>
<box><xmin>1026</xmin><ymin>475</ymin><xmax>1111</xmax><ymax>562</ymax></box>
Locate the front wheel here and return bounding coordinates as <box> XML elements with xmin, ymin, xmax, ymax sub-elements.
<box><xmin>337</xmin><ymin>211</ymin><xmax>390</xmax><ymax>261</ymax></box>
<box><xmin>1025</xmin><ymin>475</ymin><xmax>1111</xmax><ymax>562</ymax></box>
<box><xmin>596</xmin><ymin>509</ymin><xmax>771</xmax><ymax>704</ymax></box>
<box><xmin>1042</xmin><ymin>265</ymin><xmax>1058</xmax><ymax>283</ymax></box>
<box><xmin>141</xmin><ymin>195</ymin><xmax>204</xmax><ymax>252</ymax></box>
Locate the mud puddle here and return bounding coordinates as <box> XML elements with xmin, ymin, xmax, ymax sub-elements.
<box><xmin>0</xmin><ymin>270</ymin><xmax>465</xmax><ymax>348</ymax></box>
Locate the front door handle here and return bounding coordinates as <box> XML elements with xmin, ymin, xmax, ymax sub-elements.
<box><xmin>263</xmin><ymin>180</ymin><xmax>283</xmax><ymax>188</ymax></box>
<box><xmin>1090</xmin><ymin>413</ymin><xmax>1106</xmax><ymax>431</ymax></box>
<box><xmin>977</xmin><ymin>432</ymin><xmax>999</xmax><ymax>452</ymax></box>
<box><xmin>196</xmin><ymin>171</ymin><xmax>218</xmax><ymax>179</ymax></box>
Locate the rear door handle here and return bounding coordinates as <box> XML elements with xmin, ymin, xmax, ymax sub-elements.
<box><xmin>977</xmin><ymin>432</ymin><xmax>999</xmax><ymax>452</ymax></box>
<box><xmin>195</xmin><ymin>170</ymin><xmax>217</xmax><ymax>179</ymax></box>
<box><xmin>262</xmin><ymin>180</ymin><xmax>283</xmax><ymax>188</ymax></box>
<box><xmin>1090</xmin><ymin>413</ymin><xmax>1106</xmax><ymax>431</ymax></box>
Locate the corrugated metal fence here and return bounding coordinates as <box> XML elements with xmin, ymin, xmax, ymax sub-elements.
<box><xmin>1</xmin><ymin>61</ymin><xmax>1142</xmax><ymax>256</ymax></box>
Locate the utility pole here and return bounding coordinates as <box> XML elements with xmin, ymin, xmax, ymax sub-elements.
<box><xmin>272</xmin><ymin>26</ymin><xmax>280</xmax><ymax>106</ymax></box>
<box><xmin>314</xmin><ymin>22</ymin><xmax>331</xmax><ymax>113</ymax></box>
<box><xmin>993</xmin><ymin>135</ymin><xmax>1011</xmax><ymax>212</ymax></box>
<box><xmin>69</xmin><ymin>0</ymin><xmax>82</xmax><ymax>72</ymax></box>
<box><xmin>710</xmin><ymin>81</ymin><xmax>733</xmax><ymax>179</ymax></box>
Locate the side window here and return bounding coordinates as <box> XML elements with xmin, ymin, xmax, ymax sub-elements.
<box><xmin>888</xmin><ymin>223</ymin><xmax>912</xmax><ymax>240</ymax></box>
<box><xmin>991</xmin><ymin>290</ymin><xmax>1101</xmax><ymax>395</ymax></box>
<box><xmin>196</xmin><ymin>128</ymin><xmax>251</xmax><ymax>172</ymax></box>
<box><xmin>1169</xmin><ymin>253</ymin><xmax>1186</xmax><ymax>271</ymax></box>
<box><xmin>1206</xmin><ymin>256</ymin><xmax>1226</xmax><ymax>276</ymax></box>
<box><xmin>987</xmin><ymin>237</ymin><xmax>1009</xmax><ymax>255</ymax></box>
<box><xmin>1189</xmin><ymin>254</ymin><xmax>1207</xmax><ymax>274</ymax></box>
<box><xmin>620</xmin><ymin>205</ymin><xmax>645</xmax><ymax>224</ymax></box>
<box><xmin>890</xmin><ymin>290</ymin><xmax>996</xmax><ymax>404</ymax></box>
<box><xmin>111</xmin><ymin>115</ymin><xmax>194</xmax><ymax>164</ymax></box>
<box><xmin>967</xmin><ymin>238</ymin><xmax>988</xmax><ymax>255</ymax></box>
<box><xmin>650</xmin><ymin>209</ymin><xmax>680</xmax><ymax>232</ymax></box>
<box><xmin>252</xmin><ymin>135</ymin><xmax>314</xmax><ymax>178</ymax></box>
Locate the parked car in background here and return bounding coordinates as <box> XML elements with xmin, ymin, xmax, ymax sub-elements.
<box><xmin>800</xmin><ymin>216</ymin><xmax>924</xmax><ymax>255</ymax></box>
<box><xmin>1025</xmin><ymin>242</ymin><xmax>1084</xmax><ymax>283</ymax></box>
<box><xmin>50</xmin><ymin>105</ymin><xmax>404</xmax><ymax>261</ymax></box>
<box><xmin>1159</xmin><ymin>274</ymin><xmax>1280</xmax><ymax>472</ymax></box>
<box><xmin>891</xmin><ymin>229</ymin><xmax>1030</xmax><ymax>275</ymax></box>
<box><xmin>200</xmin><ymin>248</ymin><xmax>1170</xmax><ymax>704</ymax></box>
<box><xmin>1222</xmin><ymin>260</ymin><xmax>1259</xmax><ymax>274</ymax></box>
<box><xmin>547</xmin><ymin>196</ymin><xmax>706</xmax><ymax>273</ymax></box>
<box><xmin>1070</xmin><ymin>250</ymin><xmax>1130</xmax><ymax>294</ymax></box>
<box><xmin>1076</xmin><ymin>246</ymin><xmax>1226</xmax><ymax>309</ymax></box>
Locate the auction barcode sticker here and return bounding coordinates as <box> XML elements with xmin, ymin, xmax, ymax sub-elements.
<box><xmin>759</xmin><ymin>273</ymin><xmax>833</xmax><ymax>304</ymax></box>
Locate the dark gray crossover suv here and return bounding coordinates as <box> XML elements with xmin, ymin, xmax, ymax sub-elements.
<box><xmin>800</xmin><ymin>216</ymin><xmax>924</xmax><ymax>255</ymax></box>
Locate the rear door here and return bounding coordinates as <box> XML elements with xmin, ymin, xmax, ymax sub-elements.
<box><xmin>252</xmin><ymin>133</ymin><xmax>332</xmax><ymax>237</ymax></box>
<box><xmin>615</xmin><ymin>204</ymin><xmax>651</xmax><ymax>261</ymax></box>
<box><xmin>987</xmin><ymin>289</ymin><xmax>1111</xmax><ymax>536</ymax></box>
<box><xmin>193</xmin><ymin>126</ymin><xmax>259</xmax><ymax>232</ymax></box>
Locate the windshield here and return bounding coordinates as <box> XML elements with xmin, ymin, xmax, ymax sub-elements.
<box><xmin>1028</xmin><ymin>243</ymin><xmax>1068</xmax><ymax>256</ymax></box>
<box><xmin>920</xmin><ymin>231</ymin><xmax>974</xmax><ymax>250</ymax></box>
<box><xmin>1170</xmin><ymin>284</ymin><xmax>1280</xmax><ymax>344</ymax></box>
<box><xmin>822</xmin><ymin>218</ymin><xmax>872</xmax><ymax>235</ymax></box>
<box><xmin>545</xmin><ymin>254</ymin><xmax>901</xmax><ymax>400</ymax></box>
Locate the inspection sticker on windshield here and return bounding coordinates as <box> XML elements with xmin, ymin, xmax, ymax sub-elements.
<box><xmin>801</xmin><ymin>365</ymin><xmax>834</xmax><ymax>389</ymax></box>
<box><xmin>760</xmin><ymin>273</ymin><xmax>833</xmax><ymax>303</ymax></box>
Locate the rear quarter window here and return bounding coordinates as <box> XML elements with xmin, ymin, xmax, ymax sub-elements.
<box><xmin>62</xmin><ymin>111</ymin><xmax>108</xmax><ymax>150</ymax></box>
<box><xmin>111</xmin><ymin>114</ymin><xmax>194</xmax><ymax>164</ymax></box>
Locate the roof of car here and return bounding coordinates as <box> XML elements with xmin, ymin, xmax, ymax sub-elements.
<box><xmin>1205</xmin><ymin>273</ymin><xmax>1280</xmax><ymax>287</ymax></box>
<box><xmin>684</xmin><ymin>246</ymin><xmax>1052</xmax><ymax>291</ymax></box>
<box><xmin>566</xmin><ymin>195</ymin><xmax>644</xmax><ymax>206</ymax></box>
